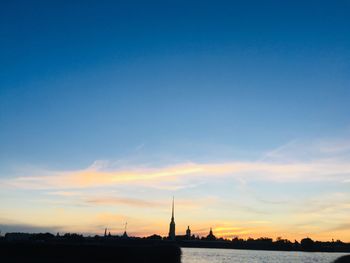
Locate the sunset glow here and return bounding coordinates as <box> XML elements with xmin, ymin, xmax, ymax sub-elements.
<box><xmin>0</xmin><ymin>1</ymin><xmax>349</xmax><ymax>243</ymax></box>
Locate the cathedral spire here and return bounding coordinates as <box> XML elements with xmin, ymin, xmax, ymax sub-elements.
<box><xmin>171</xmin><ymin>196</ymin><xmax>174</xmax><ymax>220</ymax></box>
<box><xmin>168</xmin><ymin>197</ymin><xmax>176</xmax><ymax>240</ymax></box>
<box><xmin>122</xmin><ymin>222</ymin><xmax>128</xmax><ymax>238</ymax></box>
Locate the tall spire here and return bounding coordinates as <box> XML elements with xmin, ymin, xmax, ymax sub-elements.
<box><xmin>171</xmin><ymin>196</ymin><xmax>174</xmax><ymax>220</ymax></box>
<box><xmin>168</xmin><ymin>197</ymin><xmax>176</xmax><ymax>240</ymax></box>
<box><xmin>123</xmin><ymin>222</ymin><xmax>128</xmax><ymax>238</ymax></box>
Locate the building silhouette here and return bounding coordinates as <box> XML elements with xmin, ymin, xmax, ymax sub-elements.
<box><xmin>122</xmin><ymin>222</ymin><xmax>128</xmax><ymax>238</ymax></box>
<box><xmin>206</xmin><ymin>227</ymin><xmax>216</xmax><ymax>241</ymax></box>
<box><xmin>186</xmin><ymin>226</ymin><xmax>191</xmax><ymax>239</ymax></box>
<box><xmin>168</xmin><ymin>197</ymin><xmax>176</xmax><ymax>240</ymax></box>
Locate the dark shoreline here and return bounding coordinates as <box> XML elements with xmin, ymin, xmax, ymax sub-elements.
<box><xmin>177</xmin><ymin>240</ymin><xmax>350</xmax><ymax>253</ymax></box>
<box><xmin>1</xmin><ymin>232</ymin><xmax>350</xmax><ymax>263</ymax></box>
<box><xmin>0</xmin><ymin>240</ymin><xmax>181</xmax><ymax>263</ymax></box>
<box><xmin>1</xmin><ymin>239</ymin><xmax>350</xmax><ymax>263</ymax></box>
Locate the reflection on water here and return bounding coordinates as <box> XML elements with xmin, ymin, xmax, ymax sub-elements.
<box><xmin>181</xmin><ymin>247</ymin><xmax>348</xmax><ymax>263</ymax></box>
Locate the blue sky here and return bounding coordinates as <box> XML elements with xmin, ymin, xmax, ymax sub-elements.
<box><xmin>0</xmin><ymin>1</ymin><xmax>350</xmax><ymax>240</ymax></box>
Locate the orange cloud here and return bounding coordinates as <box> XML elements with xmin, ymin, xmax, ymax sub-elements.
<box><xmin>4</xmin><ymin>159</ymin><xmax>350</xmax><ymax>190</ymax></box>
<box><xmin>86</xmin><ymin>197</ymin><xmax>163</xmax><ymax>207</ymax></box>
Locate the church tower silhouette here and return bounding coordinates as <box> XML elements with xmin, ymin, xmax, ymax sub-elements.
<box><xmin>168</xmin><ymin>197</ymin><xmax>176</xmax><ymax>240</ymax></box>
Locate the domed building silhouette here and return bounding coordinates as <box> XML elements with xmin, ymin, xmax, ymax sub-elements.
<box><xmin>206</xmin><ymin>227</ymin><xmax>216</xmax><ymax>241</ymax></box>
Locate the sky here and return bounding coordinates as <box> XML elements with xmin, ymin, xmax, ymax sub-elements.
<box><xmin>0</xmin><ymin>0</ymin><xmax>350</xmax><ymax>241</ymax></box>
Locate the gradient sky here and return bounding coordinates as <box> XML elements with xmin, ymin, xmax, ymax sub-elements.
<box><xmin>1</xmin><ymin>0</ymin><xmax>350</xmax><ymax>241</ymax></box>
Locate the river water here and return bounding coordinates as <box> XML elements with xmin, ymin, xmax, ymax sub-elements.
<box><xmin>181</xmin><ymin>247</ymin><xmax>349</xmax><ymax>263</ymax></box>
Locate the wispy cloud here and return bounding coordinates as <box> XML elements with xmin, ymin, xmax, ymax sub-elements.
<box><xmin>85</xmin><ymin>197</ymin><xmax>162</xmax><ymax>207</ymax></box>
<box><xmin>3</xmin><ymin>158</ymin><xmax>350</xmax><ymax>190</ymax></box>
<box><xmin>330</xmin><ymin>223</ymin><xmax>350</xmax><ymax>232</ymax></box>
<box><xmin>1</xmin><ymin>136</ymin><xmax>350</xmax><ymax>240</ymax></box>
<box><xmin>46</xmin><ymin>191</ymin><xmax>81</xmax><ymax>197</ymax></box>
<box><xmin>0</xmin><ymin>223</ymin><xmax>62</xmax><ymax>234</ymax></box>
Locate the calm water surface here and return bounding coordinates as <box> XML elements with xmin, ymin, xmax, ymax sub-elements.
<box><xmin>181</xmin><ymin>247</ymin><xmax>349</xmax><ymax>263</ymax></box>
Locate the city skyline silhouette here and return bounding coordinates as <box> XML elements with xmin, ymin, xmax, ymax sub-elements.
<box><xmin>1</xmin><ymin>0</ymin><xmax>350</xmax><ymax>244</ymax></box>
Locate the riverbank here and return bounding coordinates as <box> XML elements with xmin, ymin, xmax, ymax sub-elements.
<box><xmin>0</xmin><ymin>240</ymin><xmax>181</xmax><ymax>263</ymax></box>
<box><xmin>178</xmin><ymin>239</ymin><xmax>350</xmax><ymax>253</ymax></box>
